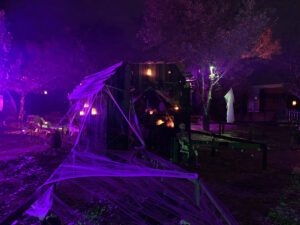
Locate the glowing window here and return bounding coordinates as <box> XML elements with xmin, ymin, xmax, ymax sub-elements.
<box><xmin>79</xmin><ymin>111</ymin><xmax>85</xmax><ymax>116</ymax></box>
<box><xmin>292</xmin><ymin>100</ymin><xmax>297</xmax><ymax>106</ymax></box>
<box><xmin>84</xmin><ymin>103</ymin><xmax>89</xmax><ymax>108</ymax></box>
<box><xmin>91</xmin><ymin>108</ymin><xmax>97</xmax><ymax>115</ymax></box>
<box><xmin>156</xmin><ymin>119</ymin><xmax>164</xmax><ymax>126</ymax></box>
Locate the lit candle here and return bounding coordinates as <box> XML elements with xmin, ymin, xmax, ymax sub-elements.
<box><xmin>91</xmin><ymin>108</ymin><xmax>97</xmax><ymax>115</ymax></box>
<box><xmin>146</xmin><ymin>68</ymin><xmax>152</xmax><ymax>76</ymax></box>
<box><xmin>156</xmin><ymin>119</ymin><xmax>164</xmax><ymax>126</ymax></box>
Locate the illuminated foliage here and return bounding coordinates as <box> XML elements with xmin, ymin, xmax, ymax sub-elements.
<box><xmin>242</xmin><ymin>28</ymin><xmax>281</xmax><ymax>59</ymax></box>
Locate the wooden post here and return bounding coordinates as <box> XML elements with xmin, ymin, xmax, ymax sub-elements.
<box><xmin>211</xmin><ymin>137</ymin><xmax>216</xmax><ymax>157</ymax></box>
<box><xmin>248</xmin><ymin>124</ymin><xmax>253</xmax><ymax>141</ymax></box>
<box><xmin>262</xmin><ymin>144</ymin><xmax>267</xmax><ymax>170</ymax></box>
<box><xmin>194</xmin><ymin>178</ymin><xmax>200</xmax><ymax>207</ymax></box>
<box><xmin>172</xmin><ymin>137</ymin><xmax>178</xmax><ymax>164</ymax></box>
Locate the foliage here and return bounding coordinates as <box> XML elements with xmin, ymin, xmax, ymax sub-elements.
<box><xmin>242</xmin><ymin>28</ymin><xmax>281</xmax><ymax>59</ymax></box>
<box><xmin>138</xmin><ymin>0</ymin><xmax>277</xmax><ymax>129</ymax></box>
<box><xmin>76</xmin><ymin>200</ymin><xmax>118</xmax><ymax>225</ymax></box>
<box><xmin>0</xmin><ymin>10</ymin><xmax>93</xmax><ymax>120</ymax></box>
<box><xmin>138</xmin><ymin>0</ymin><xmax>271</xmax><ymax>70</ymax></box>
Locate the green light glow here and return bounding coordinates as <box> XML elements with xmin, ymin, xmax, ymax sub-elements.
<box><xmin>209</xmin><ymin>66</ymin><xmax>216</xmax><ymax>80</ymax></box>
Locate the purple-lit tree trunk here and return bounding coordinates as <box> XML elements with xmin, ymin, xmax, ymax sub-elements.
<box><xmin>18</xmin><ymin>92</ymin><xmax>25</xmax><ymax>126</ymax></box>
<box><xmin>0</xmin><ymin>10</ymin><xmax>12</xmax><ymax>85</ymax></box>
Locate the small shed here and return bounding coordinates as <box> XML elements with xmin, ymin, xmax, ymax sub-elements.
<box><xmin>66</xmin><ymin>61</ymin><xmax>190</xmax><ymax>155</ymax></box>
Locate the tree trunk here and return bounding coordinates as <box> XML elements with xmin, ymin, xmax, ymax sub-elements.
<box><xmin>203</xmin><ymin>112</ymin><xmax>210</xmax><ymax>131</ymax></box>
<box><xmin>18</xmin><ymin>92</ymin><xmax>25</xmax><ymax>127</ymax></box>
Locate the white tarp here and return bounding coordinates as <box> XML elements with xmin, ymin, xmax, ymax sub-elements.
<box><xmin>25</xmin><ymin>185</ymin><xmax>54</xmax><ymax>220</ymax></box>
<box><xmin>224</xmin><ymin>88</ymin><xmax>235</xmax><ymax>123</ymax></box>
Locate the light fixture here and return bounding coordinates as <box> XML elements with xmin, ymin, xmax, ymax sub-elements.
<box><xmin>84</xmin><ymin>103</ymin><xmax>89</xmax><ymax>108</ymax></box>
<box><xmin>79</xmin><ymin>111</ymin><xmax>85</xmax><ymax>116</ymax></box>
<box><xmin>174</xmin><ymin>105</ymin><xmax>180</xmax><ymax>111</ymax></box>
<box><xmin>292</xmin><ymin>100</ymin><xmax>297</xmax><ymax>106</ymax></box>
<box><xmin>156</xmin><ymin>119</ymin><xmax>164</xmax><ymax>126</ymax></box>
<box><xmin>146</xmin><ymin>68</ymin><xmax>152</xmax><ymax>76</ymax></box>
<box><xmin>209</xmin><ymin>66</ymin><xmax>216</xmax><ymax>80</ymax></box>
<box><xmin>91</xmin><ymin>108</ymin><xmax>97</xmax><ymax>115</ymax></box>
<box><xmin>44</xmin><ymin>90</ymin><xmax>48</xmax><ymax>95</ymax></box>
<box><xmin>168</xmin><ymin>70</ymin><xmax>172</xmax><ymax>74</ymax></box>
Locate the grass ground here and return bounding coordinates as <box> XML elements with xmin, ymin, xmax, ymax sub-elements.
<box><xmin>188</xmin><ymin>123</ymin><xmax>300</xmax><ymax>225</ymax></box>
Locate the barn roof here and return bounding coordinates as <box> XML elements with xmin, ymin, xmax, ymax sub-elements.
<box><xmin>68</xmin><ymin>61</ymin><xmax>123</xmax><ymax>100</ymax></box>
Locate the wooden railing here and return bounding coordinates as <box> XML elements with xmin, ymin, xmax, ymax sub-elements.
<box><xmin>190</xmin><ymin>129</ymin><xmax>268</xmax><ymax>170</ymax></box>
<box><xmin>288</xmin><ymin>110</ymin><xmax>300</xmax><ymax>121</ymax></box>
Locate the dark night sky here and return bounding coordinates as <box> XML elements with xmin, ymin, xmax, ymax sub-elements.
<box><xmin>1</xmin><ymin>0</ymin><xmax>144</xmax><ymax>72</ymax></box>
<box><xmin>0</xmin><ymin>0</ymin><xmax>145</xmax><ymax>114</ymax></box>
<box><xmin>1</xmin><ymin>0</ymin><xmax>299</xmax><ymax>65</ymax></box>
<box><xmin>0</xmin><ymin>0</ymin><xmax>299</xmax><ymax>115</ymax></box>
<box><xmin>0</xmin><ymin>0</ymin><xmax>299</xmax><ymax>80</ymax></box>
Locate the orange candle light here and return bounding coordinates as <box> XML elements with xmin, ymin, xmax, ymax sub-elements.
<box><xmin>91</xmin><ymin>108</ymin><xmax>97</xmax><ymax>115</ymax></box>
<box><xmin>156</xmin><ymin>119</ymin><xmax>164</xmax><ymax>126</ymax></box>
<box><xmin>174</xmin><ymin>105</ymin><xmax>180</xmax><ymax>111</ymax></box>
<box><xmin>146</xmin><ymin>68</ymin><xmax>152</xmax><ymax>76</ymax></box>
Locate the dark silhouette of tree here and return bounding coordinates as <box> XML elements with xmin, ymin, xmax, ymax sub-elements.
<box><xmin>138</xmin><ymin>0</ymin><xmax>278</xmax><ymax>130</ymax></box>
<box><xmin>1</xmin><ymin>10</ymin><xmax>92</xmax><ymax>123</ymax></box>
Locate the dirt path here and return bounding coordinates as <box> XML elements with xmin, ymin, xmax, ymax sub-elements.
<box><xmin>0</xmin><ymin>132</ymin><xmax>71</xmax><ymax>221</ymax></box>
<box><xmin>0</xmin><ymin>145</ymin><xmax>47</xmax><ymax>161</ymax></box>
